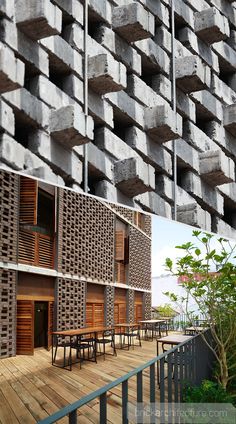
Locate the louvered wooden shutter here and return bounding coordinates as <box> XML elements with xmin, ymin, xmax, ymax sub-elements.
<box><xmin>114</xmin><ymin>304</ymin><xmax>119</xmax><ymax>324</ymax></box>
<box><xmin>20</xmin><ymin>177</ymin><xmax>38</xmax><ymax>225</ymax></box>
<box><xmin>86</xmin><ymin>303</ymin><xmax>93</xmax><ymax>327</ymax></box>
<box><xmin>18</xmin><ymin>230</ymin><xmax>36</xmax><ymax>265</ymax></box>
<box><xmin>135</xmin><ymin>304</ymin><xmax>143</xmax><ymax>323</ymax></box>
<box><xmin>115</xmin><ymin>230</ymin><xmax>125</xmax><ymax>261</ymax></box>
<box><xmin>47</xmin><ymin>302</ymin><xmax>54</xmax><ymax>350</ymax></box>
<box><xmin>38</xmin><ymin>234</ymin><xmax>54</xmax><ymax>269</ymax></box>
<box><xmin>16</xmin><ymin>300</ymin><xmax>34</xmax><ymax>355</ymax></box>
<box><xmin>115</xmin><ymin>262</ymin><xmax>126</xmax><ymax>283</ymax></box>
<box><xmin>119</xmin><ymin>304</ymin><xmax>127</xmax><ymax>323</ymax></box>
<box><xmin>94</xmin><ymin>303</ymin><xmax>104</xmax><ymax>326</ymax></box>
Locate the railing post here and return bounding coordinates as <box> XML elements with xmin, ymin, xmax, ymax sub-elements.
<box><xmin>137</xmin><ymin>371</ymin><xmax>143</xmax><ymax>422</ymax></box>
<box><xmin>150</xmin><ymin>363</ymin><xmax>155</xmax><ymax>424</ymax></box>
<box><xmin>122</xmin><ymin>380</ymin><xmax>128</xmax><ymax>424</ymax></box>
<box><xmin>100</xmin><ymin>392</ymin><xmax>107</xmax><ymax>424</ymax></box>
<box><xmin>69</xmin><ymin>410</ymin><xmax>77</xmax><ymax>424</ymax></box>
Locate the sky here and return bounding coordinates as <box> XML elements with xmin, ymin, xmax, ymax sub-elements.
<box><xmin>151</xmin><ymin>215</ymin><xmax>236</xmax><ymax>278</ymax></box>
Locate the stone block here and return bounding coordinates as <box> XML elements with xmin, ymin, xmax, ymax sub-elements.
<box><xmin>75</xmin><ymin>143</ymin><xmax>113</xmax><ymax>182</ymax></box>
<box><xmin>177</xmin><ymin>203</ymin><xmax>211</xmax><ymax>231</ymax></box>
<box><xmin>195</xmin><ymin>7</ymin><xmax>230</xmax><ymax>44</ymax></box>
<box><xmin>134</xmin><ymin>38</ymin><xmax>169</xmax><ymax>75</ymax></box>
<box><xmin>112</xmin><ymin>3</ymin><xmax>154</xmax><ymax>42</ymax></box>
<box><xmin>0</xmin><ymin>42</ymin><xmax>24</xmax><ymax>93</ymax></box>
<box><xmin>3</xmin><ymin>88</ymin><xmax>50</xmax><ymax>129</ymax></box>
<box><xmin>135</xmin><ymin>191</ymin><xmax>172</xmax><ymax>219</ymax></box>
<box><xmin>199</xmin><ymin>150</ymin><xmax>234</xmax><ymax>186</ymax></box>
<box><xmin>105</xmin><ymin>90</ymin><xmax>144</xmax><ymax>128</ymax></box>
<box><xmin>95</xmin><ymin>179</ymin><xmax>134</xmax><ymax>208</ymax></box>
<box><xmin>114</xmin><ymin>157</ymin><xmax>155</xmax><ymax>197</ymax></box>
<box><xmin>15</xmin><ymin>0</ymin><xmax>62</xmax><ymax>40</ymax></box>
<box><xmin>28</xmin><ymin>130</ymin><xmax>83</xmax><ymax>184</ymax></box>
<box><xmin>53</xmin><ymin>0</ymin><xmax>84</xmax><ymax>26</ymax></box>
<box><xmin>40</xmin><ymin>35</ymin><xmax>83</xmax><ymax>78</ymax></box>
<box><xmin>0</xmin><ymin>134</ymin><xmax>25</xmax><ymax>170</ymax></box>
<box><xmin>212</xmin><ymin>216</ymin><xmax>236</xmax><ymax>240</ymax></box>
<box><xmin>144</xmin><ymin>104</ymin><xmax>182</xmax><ymax>142</ymax></box>
<box><xmin>93</xmin><ymin>25</ymin><xmax>141</xmax><ymax>75</ymax></box>
<box><xmin>50</xmin><ymin>104</ymin><xmax>94</xmax><ymax>148</ymax></box>
<box><xmin>88</xmin><ymin>90</ymin><xmax>113</xmax><ymax>129</ymax></box>
<box><xmin>17</xmin><ymin>29</ymin><xmax>49</xmax><ymax>76</ymax></box>
<box><xmin>0</xmin><ymin>99</ymin><xmax>14</xmax><ymax>136</ymax></box>
<box><xmin>213</xmin><ymin>41</ymin><xmax>236</xmax><ymax>74</ymax></box>
<box><xmin>88</xmin><ymin>53</ymin><xmax>126</xmax><ymax>94</ymax></box>
<box><xmin>191</xmin><ymin>90</ymin><xmax>223</xmax><ymax>122</ymax></box>
<box><xmin>223</xmin><ymin>104</ymin><xmax>236</xmax><ymax>136</ymax></box>
<box><xmin>175</xmin><ymin>55</ymin><xmax>210</xmax><ymax>93</ymax></box>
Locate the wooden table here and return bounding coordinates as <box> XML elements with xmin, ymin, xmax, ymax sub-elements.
<box><xmin>115</xmin><ymin>323</ymin><xmax>141</xmax><ymax>349</ymax></box>
<box><xmin>139</xmin><ymin>319</ymin><xmax>168</xmax><ymax>341</ymax></box>
<box><xmin>185</xmin><ymin>326</ymin><xmax>206</xmax><ymax>335</ymax></box>
<box><xmin>52</xmin><ymin>326</ymin><xmax>115</xmax><ymax>370</ymax></box>
<box><xmin>156</xmin><ymin>334</ymin><xmax>192</xmax><ymax>356</ymax></box>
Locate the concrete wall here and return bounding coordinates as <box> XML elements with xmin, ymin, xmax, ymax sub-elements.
<box><xmin>1</xmin><ymin>0</ymin><xmax>236</xmax><ymax>237</ymax></box>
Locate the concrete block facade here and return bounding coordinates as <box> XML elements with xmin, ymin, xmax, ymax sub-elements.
<box><xmin>0</xmin><ymin>168</ymin><xmax>151</xmax><ymax>358</ymax></box>
<box><xmin>1</xmin><ymin>0</ymin><xmax>236</xmax><ymax>238</ymax></box>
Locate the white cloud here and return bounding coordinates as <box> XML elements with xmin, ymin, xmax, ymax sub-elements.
<box><xmin>152</xmin><ymin>245</ymin><xmax>185</xmax><ymax>277</ymax></box>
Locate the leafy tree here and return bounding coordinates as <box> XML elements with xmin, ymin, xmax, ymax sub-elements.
<box><xmin>154</xmin><ymin>303</ymin><xmax>177</xmax><ymax>317</ymax></box>
<box><xmin>164</xmin><ymin>231</ymin><xmax>236</xmax><ymax>390</ymax></box>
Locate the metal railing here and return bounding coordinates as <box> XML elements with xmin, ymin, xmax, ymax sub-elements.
<box><xmin>38</xmin><ymin>332</ymin><xmax>213</xmax><ymax>424</ymax></box>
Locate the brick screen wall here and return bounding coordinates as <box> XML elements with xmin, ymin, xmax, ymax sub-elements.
<box><xmin>129</xmin><ymin>226</ymin><xmax>151</xmax><ymax>291</ymax></box>
<box><xmin>58</xmin><ymin>189</ymin><xmax>115</xmax><ymax>282</ymax></box>
<box><xmin>0</xmin><ymin>269</ymin><xmax>16</xmax><ymax>358</ymax></box>
<box><xmin>127</xmin><ymin>289</ymin><xmax>135</xmax><ymax>323</ymax></box>
<box><xmin>56</xmin><ymin>277</ymin><xmax>86</xmax><ymax>330</ymax></box>
<box><xmin>105</xmin><ymin>285</ymin><xmax>115</xmax><ymax>326</ymax></box>
<box><xmin>144</xmin><ymin>292</ymin><xmax>152</xmax><ymax>320</ymax></box>
<box><xmin>0</xmin><ymin>170</ymin><xmax>18</xmax><ymax>264</ymax></box>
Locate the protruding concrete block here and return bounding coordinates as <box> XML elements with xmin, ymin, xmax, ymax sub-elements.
<box><xmin>50</xmin><ymin>105</ymin><xmax>94</xmax><ymax>148</ymax></box>
<box><xmin>135</xmin><ymin>39</ymin><xmax>169</xmax><ymax>75</ymax></box>
<box><xmin>177</xmin><ymin>203</ymin><xmax>211</xmax><ymax>231</ymax></box>
<box><xmin>212</xmin><ymin>216</ymin><xmax>236</xmax><ymax>240</ymax></box>
<box><xmin>0</xmin><ymin>42</ymin><xmax>24</xmax><ymax>93</ymax></box>
<box><xmin>191</xmin><ymin>90</ymin><xmax>223</xmax><ymax>122</ymax></box>
<box><xmin>0</xmin><ymin>134</ymin><xmax>25</xmax><ymax>170</ymax></box>
<box><xmin>88</xmin><ymin>53</ymin><xmax>126</xmax><ymax>94</ymax></box>
<box><xmin>135</xmin><ymin>191</ymin><xmax>172</xmax><ymax>219</ymax></box>
<box><xmin>175</xmin><ymin>55</ymin><xmax>210</xmax><ymax>93</ymax></box>
<box><xmin>199</xmin><ymin>150</ymin><xmax>234</xmax><ymax>186</ymax></box>
<box><xmin>15</xmin><ymin>0</ymin><xmax>62</xmax><ymax>40</ymax></box>
<box><xmin>195</xmin><ymin>7</ymin><xmax>230</xmax><ymax>44</ymax></box>
<box><xmin>114</xmin><ymin>157</ymin><xmax>155</xmax><ymax>197</ymax></box>
<box><xmin>75</xmin><ymin>143</ymin><xmax>113</xmax><ymax>182</ymax></box>
<box><xmin>224</xmin><ymin>104</ymin><xmax>236</xmax><ymax>136</ymax></box>
<box><xmin>112</xmin><ymin>3</ymin><xmax>154</xmax><ymax>43</ymax></box>
<box><xmin>144</xmin><ymin>105</ymin><xmax>182</xmax><ymax>142</ymax></box>
<box><xmin>0</xmin><ymin>99</ymin><xmax>14</xmax><ymax>136</ymax></box>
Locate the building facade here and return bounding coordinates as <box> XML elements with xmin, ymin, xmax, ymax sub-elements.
<box><xmin>0</xmin><ymin>168</ymin><xmax>152</xmax><ymax>358</ymax></box>
<box><xmin>0</xmin><ymin>0</ymin><xmax>236</xmax><ymax>238</ymax></box>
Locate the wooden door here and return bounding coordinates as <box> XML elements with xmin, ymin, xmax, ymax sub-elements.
<box><xmin>47</xmin><ymin>301</ymin><xmax>54</xmax><ymax>350</ymax></box>
<box><xmin>16</xmin><ymin>300</ymin><xmax>34</xmax><ymax>355</ymax></box>
<box><xmin>114</xmin><ymin>288</ymin><xmax>127</xmax><ymax>324</ymax></box>
<box><xmin>135</xmin><ymin>304</ymin><xmax>143</xmax><ymax>323</ymax></box>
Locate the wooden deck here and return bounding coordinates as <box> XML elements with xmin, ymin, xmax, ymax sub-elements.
<box><xmin>0</xmin><ymin>338</ymin><xmax>164</xmax><ymax>424</ymax></box>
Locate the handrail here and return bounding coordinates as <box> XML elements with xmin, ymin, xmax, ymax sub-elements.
<box><xmin>38</xmin><ymin>334</ymin><xmax>201</xmax><ymax>424</ymax></box>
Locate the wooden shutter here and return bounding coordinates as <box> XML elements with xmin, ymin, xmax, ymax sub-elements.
<box><xmin>135</xmin><ymin>304</ymin><xmax>143</xmax><ymax>323</ymax></box>
<box><xmin>115</xmin><ymin>230</ymin><xmax>125</xmax><ymax>261</ymax></box>
<box><xmin>47</xmin><ymin>302</ymin><xmax>54</xmax><ymax>350</ymax></box>
<box><xmin>16</xmin><ymin>300</ymin><xmax>34</xmax><ymax>355</ymax></box>
<box><xmin>86</xmin><ymin>303</ymin><xmax>93</xmax><ymax>327</ymax></box>
<box><xmin>18</xmin><ymin>230</ymin><xmax>36</xmax><ymax>265</ymax></box>
<box><xmin>115</xmin><ymin>262</ymin><xmax>126</xmax><ymax>283</ymax></box>
<box><xmin>20</xmin><ymin>177</ymin><xmax>38</xmax><ymax>225</ymax></box>
<box><xmin>38</xmin><ymin>234</ymin><xmax>54</xmax><ymax>269</ymax></box>
<box><xmin>119</xmin><ymin>303</ymin><xmax>127</xmax><ymax>323</ymax></box>
<box><xmin>94</xmin><ymin>303</ymin><xmax>104</xmax><ymax>326</ymax></box>
<box><xmin>114</xmin><ymin>304</ymin><xmax>119</xmax><ymax>324</ymax></box>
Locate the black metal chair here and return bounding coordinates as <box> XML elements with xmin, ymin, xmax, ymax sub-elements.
<box><xmin>52</xmin><ymin>335</ymin><xmax>72</xmax><ymax>368</ymax></box>
<box><xmin>127</xmin><ymin>325</ymin><xmax>142</xmax><ymax>349</ymax></box>
<box><xmin>95</xmin><ymin>329</ymin><xmax>116</xmax><ymax>359</ymax></box>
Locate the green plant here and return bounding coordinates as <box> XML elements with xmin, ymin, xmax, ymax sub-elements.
<box><xmin>184</xmin><ymin>380</ymin><xmax>234</xmax><ymax>404</ymax></box>
<box><xmin>165</xmin><ymin>231</ymin><xmax>236</xmax><ymax>390</ymax></box>
<box><xmin>154</xmin><ymin>303</ymin><xmax>177</xmax><ymax>317</ymax></box>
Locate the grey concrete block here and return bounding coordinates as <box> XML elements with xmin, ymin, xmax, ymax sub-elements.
<box><xmin>191</xmin><ymin>90</ymin><xmax>223</xmax><ymax>122</ymax></box>
<box><xmin>17</xmin><ymin>29</ymin><xmax>49</xmax><ymax>76</ymax></box>
<box><xmin>177</xmin><ymin>203</ymin><xmax>211</xmax><ymax>231</ymax></box>
<box><xmin>88</xmin><ymin>53</ymin><xmax>126</xmax><ymax>94</ymax></box>
<box><xmin>93</xmin><ymin>25</ymin><xmax>141</xmax><ymax>76</ymax></box>
<box><xmin>125</xmin><ymin>126</ymin><xmax>172</xmax><ymax>176</ymax></box>
<box><xmin>50</xmin><ymin>105</ymin><xmax>94</xmax><ymax>148</ymax></box>
<box><xmin>195</xmin><ymin>7</ymin><xmax>230</xmax><ymax>44</ymax></box>
<box><xmin>212</xmin><ymin>216</ymin><xmax>236</xmax><ymax>239</ymax></box>
<box><xmin>0</xmin><ymin>42</ymin><xmax>24</xmax><ymax>93</ymax></box>
<box><xmin>176</xmin><ymin>55</ymin><xmax>210</xmax><ymax>93</ymax></box>
<box><xmin>0</xmin><ymin>0</ymin><xmax>14</xmax><ymax>20</ymax></box>
<box><xmin>3</xmin><ymin>88</ymin><xmax>50</xmax><ymax>129</ymax></box>
<box><xmin>15</xmin><ymin>0</ymin><xmax>62</xmax><ymax>40</ymax></box>
<box><xmin>144</xmin><ymin>105</ymin><xmax>182</xmax><ymax>142</ymax></box>
<box><xmin>53</xmin><ymin>0</ymin><xmax>84</xmax><ymax>26</ymax></box>
<box><xmin>95</xmin><ymin>179</ymin><xmax>135</xmax><ymax>208</ymax></box>
<box><xmin>199</xmin><ymin>150</ymin><xmax>234</xmax><ymax>186</ymax></box>
<box><xmin>0</xmin><ymin>99</ymin><xmax>14</xmax><ymax>136</ymax></box>
<box><xmin>114</xmin><ymin>157</ymin><xmax>155</xmax><ymax>197</ymax></box>
<box><xmin>134</xmin><ymin>38</ymin><xmax>169</xmax><ymax>76</ymax></box>
<box><xmin>40</xmin><ymin>35</ymin><xmax>83</xmax><ymax>78</ymax></box>
<box><xmin>223</xmin><ymin>104</ymin><xmax>236</xmax><ymax>136</ymax></box>
<box><xmin>212</xmin><ymin>41</ymin><xmax>236</xmax><ymax>74</ymax></box>
<box><xmin>75</xmin><ymin>142</ymin><xmax>113</xmax><ymax>182</ymax></box>
<box><xmin>112</xmin><ymin>3</ymin><xmax>154</xmax><ymax>42</ymax></box>
<box><xmin>0</xmin><ymin>134</ymin><xmax>25</xmax><ymax>169</ymax></box>
<box><xmin>105</xmin><ymin>90</ymin><xmax>144</xmax><ymax>128</ymax></box>
<box><xmin>135</xmin><ymin>191</ymin><xmax>172</xmax><ymax>219</ymax></box>
<box><xmin>88</xmin><ymin>90</ymin><xmax>114</xmax><ymax>129</ymax></box>
<box><xmin>28</xmin><ymin>130</ymin><xmax>83</xmax><ymax>184</ymax></box>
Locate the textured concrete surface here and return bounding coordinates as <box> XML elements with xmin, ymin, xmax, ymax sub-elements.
<box><xmin>0</xmin><ymin>0</ymin><xmax>236</xmax><ymax>237</ymax></box>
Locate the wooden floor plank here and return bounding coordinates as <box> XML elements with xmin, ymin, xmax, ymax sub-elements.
<box><xmin>0</xmin><ymin>338</ymin><xmax>168</xmax><ymax>423</ymax></box>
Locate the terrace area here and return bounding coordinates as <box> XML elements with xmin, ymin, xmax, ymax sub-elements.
<box><xmin>0</xmin><ymin>331</ymin><xmax>212</xmax><ymax>424</ymax></box>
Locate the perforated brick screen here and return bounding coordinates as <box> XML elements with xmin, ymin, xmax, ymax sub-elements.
<box><xmin>105</xmin><ymin>285</ymin><xmax>115</xmax><ymax>326</ymax></box>
<box><xmin>57</xmin><ymin>277</ymin><xmax>86</xmax><ymax>330</ymax></box>
<box><xmin>129</xmin><ymin>226</ymin><xmax>151</xmax><ymax>291</ymax></box>
<box><xmin>0</xmin><ymin>269</ymin><xmax>16</xmax><ymax>357</ymax></box>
